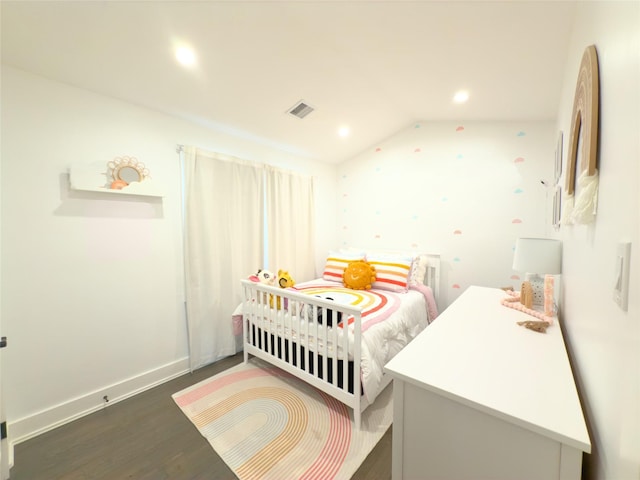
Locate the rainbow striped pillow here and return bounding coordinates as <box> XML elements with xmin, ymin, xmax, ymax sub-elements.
<box><xmin>322</xmin><ymin>252</ymin><xmax>365</xmax><ymax>282</ymax></box>
<box><xmin>367</xmin><ymin>253</ymin><xmax>413</xmax><ymax>292</ymax></box>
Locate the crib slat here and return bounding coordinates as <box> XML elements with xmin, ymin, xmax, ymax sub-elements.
<box><xmin>296</xmin><ymin>303</ymin><xmax>303</xmax><ymax>375</ymax></box>
<box><xmin>274</xmin><ymin>295</ymin><xmax>281</xmax><ymax>359</ymax></box>
<box><xmin>321</xmin><ymin>309</ymin><xmax>328</xmax><ymax>383</ymax></box>
<box><xmin>332</xmin><ymin>311</ymin><xmax>338</xmax><ymax>388</ymax></box>
<box><xmin>342</xmin><ymin>312</ymin><xmax>348</xmax><ymax>394</ymax></box>
<box><xmin>353</xmin><ymin>311</ymin><xmax>362</xmax><ymax>426</ymax></box>
<box><xmin>288</xmin><ymin>300</ymin><xmax>296</xmax><ymax>368</ymax></box>
<box><xmin>307</xmin><ymin>309</ymin><xmax>318</xmax><ymax>382</ymax></box>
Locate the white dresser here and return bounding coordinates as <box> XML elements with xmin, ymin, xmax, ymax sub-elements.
<box><xmin>384</xmin><ymin>286</ymin><xmax>591</xmax><ymax>480</ymax></box>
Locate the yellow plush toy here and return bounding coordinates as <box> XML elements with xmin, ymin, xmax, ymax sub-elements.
<box><xmin>343</xmin><ymin>261</ymin><xmax>376</xmax><ymax>290</ymax></box>
<box><xmin>271</xmin><ymin>269</ymin><xmax>295</xmax><ymax>309</ymax></box>
<box><xmin>277</xmin><ymin>270</ymin><xmax>295</xmax><ymax>289</ymax></box>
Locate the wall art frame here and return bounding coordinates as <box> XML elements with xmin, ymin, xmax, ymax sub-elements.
<box><xmin>554</xmin><ymin>131</ymin><xmax>563</xmax><ymax>185</ymax></box>
<box><xmin>552</xmin><ymin>186</ymin><xmax>562</xmax><ymax>230</ymax></box>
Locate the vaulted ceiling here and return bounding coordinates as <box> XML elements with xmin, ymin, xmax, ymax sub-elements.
<box><xmin>1</xmin><ymin>1</ymin><xmax>576</xmax><ymax>163</ymax></box>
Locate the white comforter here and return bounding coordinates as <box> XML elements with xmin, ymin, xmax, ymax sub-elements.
<box><xmin>357</xmin><ymin>288</ymin><xmax>433</xmax><ymax>402</ymax></box>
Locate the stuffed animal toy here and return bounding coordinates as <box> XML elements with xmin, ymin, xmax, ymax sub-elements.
<box><xmin>343</xmin><ymin>260</ymin><xmax>376</xmax><ymax>290</ymax></box>
<box><xmin>277</xmin><ymin>270</ymin><xmax>295</xmax><ymax>288</ymax></box>
<box><xmin>248</xmin><ymin>269</ymin><xmax>276</xmax><ymax>285</ymax></box>
<box><xmin>248</xmin><ymin>269</ymin><xmax>276</xmax><ymax>304</ymax></box>
<box><xmin>271</xmin><ymin>269</ymin><xmax>295</xmax><ymax>309</ymax></box>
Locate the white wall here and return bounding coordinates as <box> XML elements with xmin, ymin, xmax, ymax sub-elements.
<box><xmin>337</xmin><ymin>120</ymin><xmax>554</xmax><ymax>309</ymax></box>
<box><xmin>556</xmin><ymin>3</ymin><xmax>639</xmax><ymax>479</ymax></box>
<box><xmin>0</xmin><ymin>66</ymin><xmax>338</xmax><ymax>443</ymax></box>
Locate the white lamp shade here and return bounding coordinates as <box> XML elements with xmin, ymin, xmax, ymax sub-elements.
<box><xmin>512</xmin><ymin>238</ymin><xmax>562</xmax><ymax>275</ymax></box>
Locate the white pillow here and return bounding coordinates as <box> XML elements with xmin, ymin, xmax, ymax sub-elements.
<box><xmin>409</xmin><ymin>254</ymin><xmax>430</xmax><ymax>286</ymax></box>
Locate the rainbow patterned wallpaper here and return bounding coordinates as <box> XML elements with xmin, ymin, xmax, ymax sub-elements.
<box><xmin>337</xmin><ymin>121</ymin><xmax>555</xmax><ymax>308</ymax></box>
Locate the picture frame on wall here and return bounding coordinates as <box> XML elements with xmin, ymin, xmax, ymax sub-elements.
<box><xmin>555</xmin><ymin>131</ymin><xmax>563</xmax><ymax>185</ymax></box>
<box><xmin>552</xmin><ymin>185</ymin><xmax>562</xmax><ymax>230</ymax></box>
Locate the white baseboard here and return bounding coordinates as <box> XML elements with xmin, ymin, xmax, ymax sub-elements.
<box><xmin>7</xmin><ymin>356</ymin><xmax>190</xmax><ymax>459</ymax></box>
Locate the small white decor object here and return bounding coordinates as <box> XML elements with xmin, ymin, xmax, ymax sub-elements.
<box><xmin>562</xmin><ymin>169</ymin><xmax>599</xmax><ymax>225</ymax></box>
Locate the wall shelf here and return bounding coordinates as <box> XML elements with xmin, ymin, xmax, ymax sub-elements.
<box><xmin>69</xmin><ymin>161</ymin><xmax>164</xmax><ymax>198</ymax></box>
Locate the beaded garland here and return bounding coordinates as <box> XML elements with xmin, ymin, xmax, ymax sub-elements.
<box><xmin>501</xmin><ymin>290</ymin><xmax>554</xmax><ymax>325</ymax></box>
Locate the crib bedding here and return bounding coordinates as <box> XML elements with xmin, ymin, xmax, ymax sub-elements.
<box><xmin>242</xmin><ymin>278</ymin><xmax>437</xmax><ymax>402</ymax></box>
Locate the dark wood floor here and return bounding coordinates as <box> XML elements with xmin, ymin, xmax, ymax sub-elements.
<box><xmin>10</xmin><ymin>352</ymin><xmax>391</xmax><ymax>479</ymax></box>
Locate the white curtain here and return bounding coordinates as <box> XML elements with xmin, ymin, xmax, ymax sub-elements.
<box><xmin>182</xmin><ymin>147</ymin><xmax>264</xmax><ymax>371</ymax></box>
<box><xmin>265</xmin><ymin>165</ymin><xmax>316</xmax><ymax>282</ymax></box>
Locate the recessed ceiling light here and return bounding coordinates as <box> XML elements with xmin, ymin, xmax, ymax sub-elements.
<box><xmin>175</xmin><ymin>46</ymin><xmax>197</xmax><ymax>67</ymax></box>
<box><xmin>453</xmin><ymin>90</ymin><xmax>469</xmax><ymax>103</ymax></box>
<box><xmin>338</xmin><ymin>126</ymin><xmax>350</xmax><ymax>137</ymax></box>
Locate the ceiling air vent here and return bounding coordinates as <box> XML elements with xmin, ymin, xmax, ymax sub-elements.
<box><xmin>287</xmin><ymin>100</ymin><xmax>314</xmax><ymax>119</ymax></box>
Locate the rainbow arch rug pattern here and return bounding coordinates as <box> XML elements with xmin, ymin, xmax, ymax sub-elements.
<box><xmin>172</xmin><ymin>358</ymin><xmax>392</xmax><ymax>480</ymax></box>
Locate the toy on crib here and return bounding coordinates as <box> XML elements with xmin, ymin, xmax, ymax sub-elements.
<box><xmin>343</xmin><ymin>260</ymin><xmax>376</xmax><ymax>290</ymax></box>
<box><xmin>271</xmin><ymin>269</ymin><xmax>295</xmax><ymax>309</ymax></box>
<box><xmin>277</xmin><ymin>270</ymin><xmax>295</xmax><ymax>288</ymax></box>
<box><xmin>248</xmin><ymin>269</ymin><xmax>276</xmax><ymax>304</ymax></box>
<box><xmin>248</xmin><ymin>269</ymin><xmax>276</xmax><ymax>285</ymax></box>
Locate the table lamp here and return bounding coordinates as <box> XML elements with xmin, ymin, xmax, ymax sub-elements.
<box><xmin>512</xmin><ymin>238</ymin><xmax>562</xmax><ymax>307</ymax></box>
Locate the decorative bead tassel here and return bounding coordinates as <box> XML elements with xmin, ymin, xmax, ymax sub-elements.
<box><xmin>544</xmin><ymin>275</ymin><xmax>555</xmax><ymax>317</ymax></box>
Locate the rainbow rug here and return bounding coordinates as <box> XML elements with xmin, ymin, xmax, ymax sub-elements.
<box><xmin>172</xmin><ymin>358</ymin><xmax>393</xmax><ymax>480</ymax></box>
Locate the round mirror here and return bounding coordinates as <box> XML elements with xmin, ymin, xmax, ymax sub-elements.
<box><xmin>106</xmin><ymin>156</ymin><xmax>150</xmax><ymax>189</ymax></box>
<box><xmin>118</xmin><ymin>166</ymin><xmax>141</xmax><ymax>183</ymax></box>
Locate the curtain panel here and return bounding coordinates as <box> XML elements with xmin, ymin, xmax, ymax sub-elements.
<box><xmin>182</xmin><ymin>147</ymin><xmax>264</xmax><ymax>371</ymax></box>
<box><xmin>265</xmin><ymin>165</ymin><xmax>316</xmax><ymax>282</ymax></box>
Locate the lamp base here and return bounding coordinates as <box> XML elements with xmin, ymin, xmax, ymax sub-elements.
<box><xmin>525</xmin><ymin>274</ymin><xmax>545</xmax><ymax>306</ymax></box>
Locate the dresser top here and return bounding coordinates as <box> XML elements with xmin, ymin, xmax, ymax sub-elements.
<box><xmin>384</xmin><ymin>285</ymin><xmax>591</xmax><ymax>452</ymax></box>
